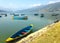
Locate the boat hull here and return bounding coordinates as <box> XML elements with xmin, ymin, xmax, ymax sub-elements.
<box><xmin>6</xmin><ymin>24</ymin><xmax>33</xmax><ymax>42</ymax></box>
<box><xmin>12</xmin><ymin>16</ymin><xmax>28</xmax><ymax>20</ymax></box>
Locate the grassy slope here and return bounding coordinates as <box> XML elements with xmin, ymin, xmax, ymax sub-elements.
<box><xmin>16</xmin><ymin>21</ymin><xmax>60</xmax><ymax>43</ymax></box>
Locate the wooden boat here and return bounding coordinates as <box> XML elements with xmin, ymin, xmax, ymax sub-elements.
<box><xmin>6</xmin><ymin>24</ymin><xmax>33</xmax><ymax>42</ymax></box>
<box><xmin>40</xmin><ymin>14</ymin><xmax>44</xmax><ymax>17</ymax></box>
<box><xmin>5</xmin><ymin>14</ymin><xmax>7</xmax><ymax>17</ymax></box>
<box><xmin>0</xmin><ymin>16</ymin><xmax>2</xmax><ymax>17</ymax></box>
<box><xmin>52</xmin><ymin>14</ymin><xmax>59</xmax><ymax>16</ymax></box>
<box><xmin>12</xmin><ymin>16</ymin><xmax>28</xmax><ymax>20</ymax></box>
<box><xmin>34</xmin><ymin>14</ymin><xmax>39</xmax><ymax>16</ymax></box>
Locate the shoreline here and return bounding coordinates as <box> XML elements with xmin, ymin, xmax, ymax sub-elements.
<box><xmin>16</xmin><ymin>21</ymin><xmax>60</xmax><ymax>43</ymax></box>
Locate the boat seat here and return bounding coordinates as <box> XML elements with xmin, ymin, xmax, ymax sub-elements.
<box><xmin>21</xmin><ymin>32</ymin><xmax>27</xmax><ymax>35</ymax></box>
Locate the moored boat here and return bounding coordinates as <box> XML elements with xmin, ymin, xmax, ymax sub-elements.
<box><xmin>0</xmin><ymin>16</ymin><xmax>2</xmax><ymax>17</ymax></box>
<box><xmin>12</xmin><ymin>16</ymin><xmax>28</xmax><ymax>20</ymax></box>
<box><xmin>5</xmin><ymin>14</ymin><xmax>7</xmax><ymax>17</ymax></box>
<box><xmin>34</xmin><ymin>14</ymin><xmax>39</xmax><ymax>16</ymax></box>
<box><xmin>6</xmin><ymin>24</ymin><xmax>33</xmax><ymax>42</ymax></box>
<box><xmin>40</xmin><ymin>14</ymin><xmax>44</xmax><ymax>17</ymax></box>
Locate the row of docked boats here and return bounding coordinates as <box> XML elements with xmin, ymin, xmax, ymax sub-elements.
<box><xmin>0</xmin><ymin>14</ymin><xmax>8</xmax><ymax>19</ymax></box>
<box><xmin>52</xmin><ymin>13</ymin><xmax>59</xmax><ymax>16</ymax></box>
<box><xmin>0</xmin><ymin>14</ymin><xmax>7</xmax><ymax>18</ymax></box>
<box><xmin>0</xmin><ymin>13</ymin><xmax>28</xmax><ymax>20</ymax></box>
<box><xmin>10</xmin><ymin>13</ymin><xmax>25</xmax><ymax>16</ymax></box>
<box><xmin>6</xmin><ymin>24</ymin><xmax>33</xmax><ymax>42</ymax></box>
<box><xmin>34</xmin><ymin>13</ymin><xmax>44</xmax><ymax>17</ymax></box>
<box><xmin>10</xmin><ymin>13</ymin><xmax>28</xmax><ymax>20</ymax></box>
<box><xmin>0</xmin><ymin>13</ymin><xmax>7</xmax><ymax>16</ymax></box>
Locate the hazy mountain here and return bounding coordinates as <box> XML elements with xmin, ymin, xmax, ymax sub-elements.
<box><xmin>0</xmin><ymin>7</ymin><xmax>14</xmax><ymax>13</ymax></box>
<box><xmin>39</xmin><ymin>2</ymin><xmax>60</xmax><ymax>12</ymax></box>
<box><xmin>1</xmin><ymin>2</ymin><xmax>60</xmax><ymax>13</ymax></box>
<box><xmin>16</xmin><ymin>2</ymin><xmax>60</xmax><ymax>13</ymax></box>
<box><xmin>0</xmin><ymin>7</ymin><xmax>7</xmax><ymax>12</ymax></box>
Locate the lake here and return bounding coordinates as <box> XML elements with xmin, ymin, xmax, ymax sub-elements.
<box><xmin>0</xmin><ymin>13</ymin><xmax>59</xmax><ymax>43</ymax></box>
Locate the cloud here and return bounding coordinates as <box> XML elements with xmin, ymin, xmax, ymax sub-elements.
<box><xmin>48</xmin><ymin>0</ymin><xmax>60</xmax><ymax>4</ymax></box>
<box><xmin>30</xmin><ymin>4</ymin><xmax>41</xmax><ymax>7</ymax></box>
<box><xmin>48</xmin><ymin>1</ymin><xmax>56</xmax><ymax>4</ymax></box>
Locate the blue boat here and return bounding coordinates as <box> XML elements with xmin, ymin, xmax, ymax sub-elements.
<box><xmin>12</xmin><ymin>16</ymin><xmax>28</xmax><ymax>20</ymax></box>
<box><xmin>6</xmin><ymin>24</ymin><xmax>33</xmax><ymax>42</ymax></box>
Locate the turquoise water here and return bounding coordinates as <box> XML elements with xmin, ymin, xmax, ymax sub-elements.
<box><xmin>0</xmin><ymin>13</ymin><xmax>59</xmax><ymax>43</ymax></box>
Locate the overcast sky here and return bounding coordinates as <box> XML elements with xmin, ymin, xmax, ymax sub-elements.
<box><xmin>0</xmin><ymin>0</ymin><xmax>60</xmax><ymax>10</ymax></box>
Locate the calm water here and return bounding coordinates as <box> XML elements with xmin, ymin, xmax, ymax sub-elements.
<box><xmin>0</xmin><ymin>13</ymin><xmax>59</xmax><ymax>43</ymax></box>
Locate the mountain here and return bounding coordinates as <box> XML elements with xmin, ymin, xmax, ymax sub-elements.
<box><xmin>39</xmin><ymin>2</ymin><xmax>60</xmax><ymax>12</ymax></box>
<box><xmin>0</xmin><ymin>7</ymin><xmax>14</xmax><ymax>13</ymax></box>
<box><xmin>16</xmin><ymin>2</ymin><xmax>60</xmax><ymax>13</ymax></box>
<box><xmin>0</xmin><ymin>2</ymin><xmax>60</xmax><ymax>13</ymax></box>
<box><xmin>0</xmin><ymin>8</ymin><xmax>7</xmax><ymax>12</ymax></box>
<box><xmin>16</xmin><ymin>6</ymin><xmax>44</xmax><ymax>13</ymax></box>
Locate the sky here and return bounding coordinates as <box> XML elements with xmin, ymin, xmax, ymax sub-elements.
<box><xmin>0</xmin><ymin>0</ymin><xmax>60</xmax><ymax>10</ymax></box>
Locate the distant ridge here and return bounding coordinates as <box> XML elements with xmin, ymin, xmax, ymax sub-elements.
<box><xmin>0</xmin><ymin>7</ymin><xmax>13</xmax><ymax>13</ymax></box>
<box><xmin>16</xmin><ymin>2</ymin><xmax>60</xmax><ymax>13</ymax></box>
<box><xmin>0</xmin><ymin>2</ymin><xmax>60</xmax><ymax>13</ymax></box>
